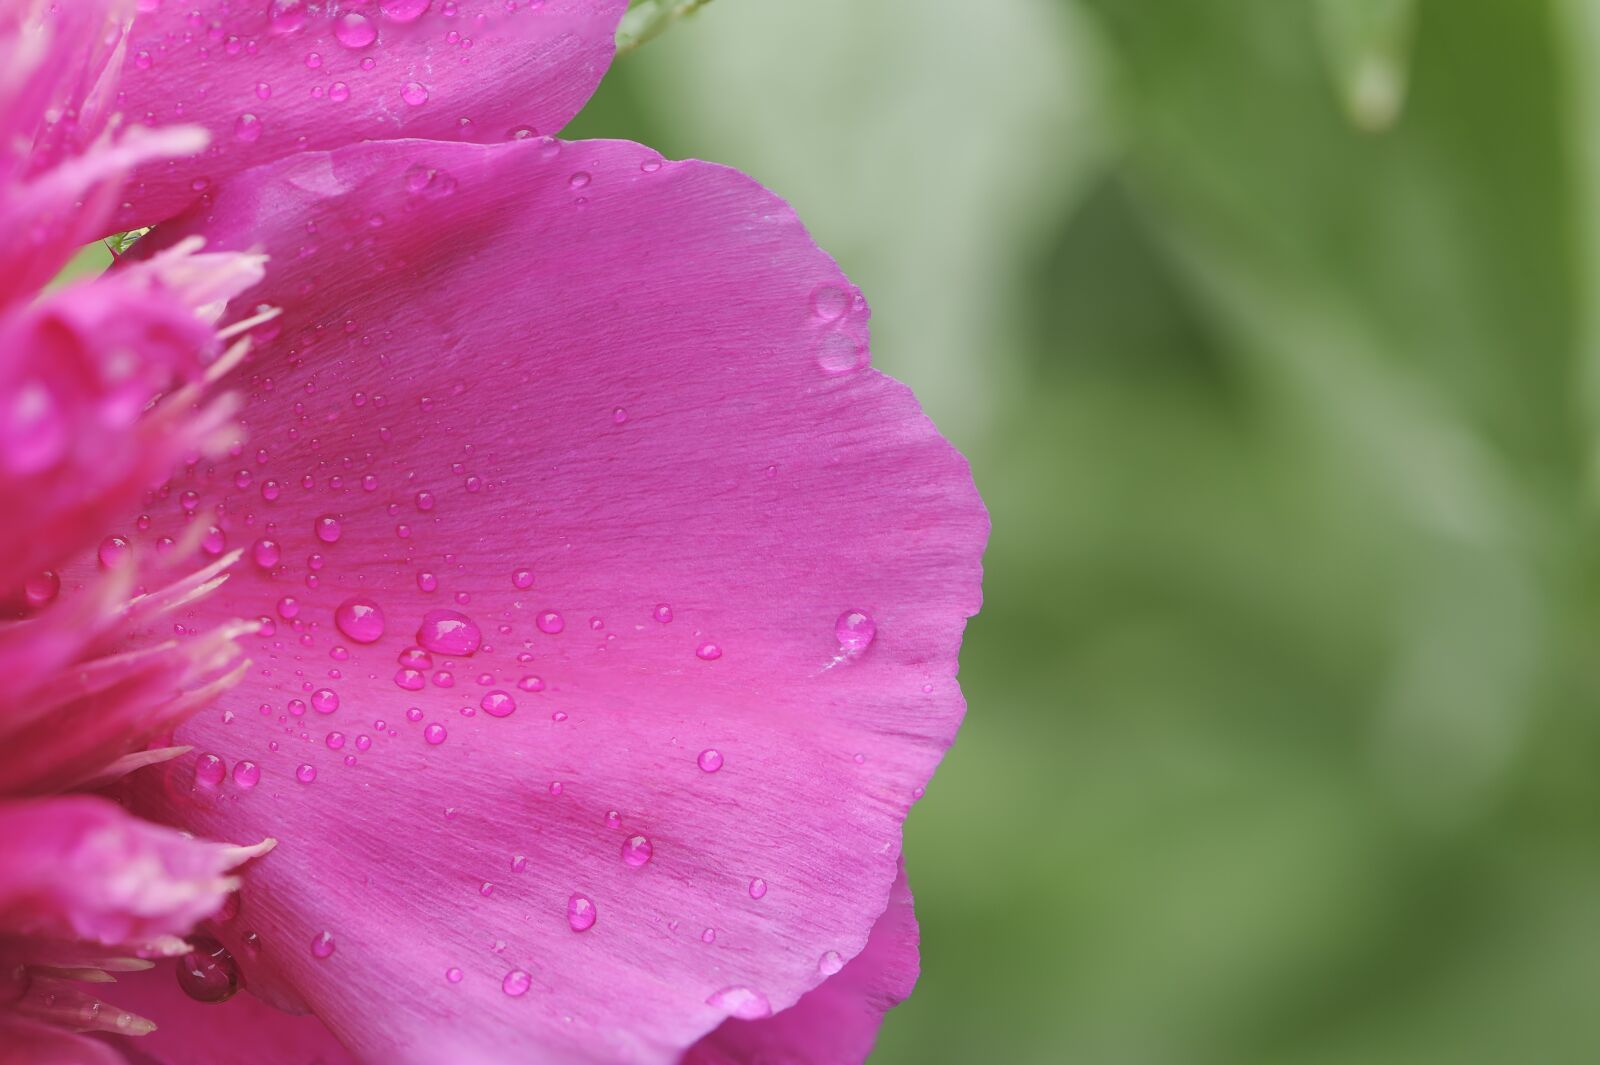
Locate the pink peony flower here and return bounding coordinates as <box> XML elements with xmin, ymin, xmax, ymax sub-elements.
<box><xmin>3</xmin><ymin>2</ymin><xmax>987</xmax><ymax>1062</ymax></box>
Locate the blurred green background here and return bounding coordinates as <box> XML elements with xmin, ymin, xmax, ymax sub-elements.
<box><xmin>575</xmin><ymin>2</ymin><xmax>1600</xmax><ymax>1062</ymax></box>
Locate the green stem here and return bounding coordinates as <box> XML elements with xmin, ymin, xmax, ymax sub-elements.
<box><xmin>616</xmin><ymin>0</ymin><xmax>714</xmax><ymax>57</ymax></box>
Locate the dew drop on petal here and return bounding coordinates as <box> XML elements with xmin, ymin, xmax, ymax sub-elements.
<box><xmin>333</xmin><ymin>12</ymin><xmax>376</xmax><ymax>48</ymax></box>
<box><xmin>810</xmin><ymin>284</ymin><xmax>848</xmax><ymax>320</ymax></box>
<box><xmin>835</xmin><ymin>609</ymin><xmax>877</xmax><ymax>655</ymax></box>
<box><xmin>401</xmin><ymin>81</ymin><xmax>429</xmax><ymax>106</ymax></box>
<box><xmin>417</xmin><ymin>608</ymin><xmax>482</xmax><ymax>656</ymax></box>
<box><xmin>695</xmin><ymin>642</ymin><xmax>722</xmax><ymax>661</ymax></box>
<box><xmin>381</xmin><ymin>0</ymin><xmax>431</xmax><ymax>21</ymax></box>
<box><xmin>652</xmin><ymin>603</ymin><xmax>673</xmax><ymax>623</ymax></box>
<box><xmin>310</xmin><ymin>931</ymin><xmax>336</xmax><ymax>958</ymax></box>
<box><xmin>252</xmin><ymin>538</ymin><xmax>281</xmax><ymax>569</ymax></box>
<box><xmin>621</xmin><ymin>835</ymin><xmax>652</xmax><ymax>868</ymax></box>
<box><xmin>706</xmin><ymin>986</ymin><xmax>771</xmax><ymax>1020</ymax></box>
<box><xmin>232</xmin><ymin>761</ymin><xmax>260</xmax><ymax>789</ymax></box>
<box><xmin>326</xmin><ymin>732</ymin><xmax>345</xmax><ymax>750</ymax></box>
<box><xmin>502</xmin><ymin>969</ymin><xmax>531</xmax><ymax>996</ymax></box>
<box><xmin>233</xmin><ymin>113</ymin><xmax>262</xmax><ymax>142</ymax></box>
<box><xmin>311</xmin><ymin>688</ymin><xmax>339</xmax><ymax>714</ymax></box>
<box><xmin>176</xmin><ymin>936</ymin><xmax>240</xmax><ymax>1003</ymax></box>
<box><xmin>191</xmin><ymin>753</ymin><xmax>224</xmax><ymax>789</ymax></box>
<box><xmin>97</xmin><ymin>536</ymin><xmax>129</xmax><ymax>569</ymax></box>
<box><xmin>536</xmin><ymin>611</ymin><xmax>564</xmax><ymax>634</ymax></box>
<box><xmin>445</xmin><ymin>966</ymin><xmax>463</xmax><ymax>984</ymax></box>
<box><xmin>819</xmin><ymin>950</ymin><xmax>844</xmax><ymax>976</ymax></box>
<box><xmin>335</xmin><ymin>596</ymin><xmax>385</xmax><ymax>643</ymax></box>
<box><xmin>480</xmin><ymin>690</ymin><xmax>516</xmax><ymax>718</ymax></box>
<box><xmin>314</xmin><ymin>514</ymin><xmax>342</xmax><ymax>543</ymax></box>
<box><xmin>697</xmin><ymin>749</ymin><xmax>724</xmax><ymax>773</ymax></box>
<box><xmin>512</xmin><ymin>568</ymin><xmax>534</xmax><ymax>590</ymax></box>
<box><xmin>424</xmin><ymin>723</ymin><xmax>448</xmax><ymax>745</ymax></box>
<box><xmin>748</xmin><ymin>878</ymin><xmax>767</xmax><ymax>899</ymax></box>
<box><xmin>566</xmin><ymin>893</ymin><xmax>596</xmax><ymax>932</ymax></box>
<box><xmin>295</xmin><ymin>763</ymin><xmax>317</xmax><ymax>784</ymax></box>
<box><xmin>23</xmin><ymin>571</ymin><xmax>58</xmax><ymax>608</ymax></box>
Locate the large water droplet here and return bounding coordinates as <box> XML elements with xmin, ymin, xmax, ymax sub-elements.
<box><xmin>333</xmin><ymin>12</ymin><xmax>376</xmax><ymax>48</ymax></box>
<box><xmin>566</xmin><ymin>893</ymin><xmax>597</xmax><ymax>932</ymax></box>
<box><xmin>232</xmin><ymin>761</ymin><xmax>260</xmax><ymax>789</ymax></box>
<box><xmin>381</xmin><ymin>0</ymin><xmax>431</xmax><ymax>20</ymax></box>
<box><xmin>479</xmin><ymin>690</ymin><xmax>516</xmax><ymax>718</ymax></box>
<box><xmin>502</xmin><ymin>969</ymin><xmax>531</xmax><ymax>996</ymax></box>
<box><xmin>295</xmin><ymin>763</ymin><xmax>317</xmax><ymax>784</ymax></box>
<box><xmin>193</xmin><ymin>754</ymin><xmax>225</xmax><ymax>789</ymax></box>
<box><xmin>423</xmin><ymin>723</ymin><xmax>448</xmax><ymax>745</ymax></box>
<box><xmin>835</xmin><ymin>609</ymin><xmax>876</xmax><ymax>655</ymax></box>
<box><xmin>536</xmin><ymin>611</ymin><xmax>564</xmax><ymax>634</ymax></box>
<box><xmin>335</xmin><ymin>596</ymin><xmax>385</xmax><ymax>643</ymax></box>
<box><xmin>176</xmin><ymin>936</ymin><xmax>240</xmax><ymax>1003</ymax></box>
<box><xmin>309</xmin><ymin>931</ymin><xmax>336</xmax><ymax>958</ymax></box>
<box><xmin>621</xmin><ymin>835</ymin><xmax>652</xmax><ymax>868</ymax></box>
<box><xmin>810</xmin><ymin>284</ymin><xmax>848</xmax><ymax>320</ymax></box>
<box><xmin>416</xmin><ymin>608</ymin><xmax>481</xmax><ymax>656</ymax></box>
<box><xmin>818</xmin><ymin>950</ymin><xmax>844</xmax><ymax>976</ymax></box>
<box><xmin>697</xmin><ymin>749</ymin><xmax>724</xmax><ymax>773</ymax></box>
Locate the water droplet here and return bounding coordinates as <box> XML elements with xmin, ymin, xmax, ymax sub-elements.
<box><xmin>480</xmin><ymin>690</ymin><xmax>516</xmax><ymax>718</ymax></box>
<box><xmin>810</xmin><ymin>284</ymin><xmax>849</xmax><ymax>320</ymax></box>
<box><xmin>23</xmin><ymin>571</ymin><xmax>58</xmax><ymax>608</ymax></box>
<box><xmin>536</xmin><ymin>611</ymin><xmax>564</xmax><ymax>634</ymax></box>
<box><xmin>511</xmin><ymin>854</ymin><xmax>528</xmax><ymax>873</ymax></box>
<box><xmin>194</xmin><ymin>753</ymin><xmax>225</xmax><ymax>789</ymax></box>
<box><xmin>697</xmin><ymin>749</ymin><xmax>724</xmax><ymax>773</ymax></box>
<box><xmin>295</xmin><ymin>763</ymin><xmax>317</xmax><ymax>784</ymax></box>
<box><xmin>310</xmin><ymin>931</ymin><xmax>336</xmax><ymax>958</ymax></box>
<box><xmin>401</xmin><ymin>81</ymin><xmax>429</xmax><ymax>106</ymax></box>
<box><xmin>233</xmin><ymin>113</ymin><xmax>262</xmax><ymax>142</ymax></box>
<box><xmin>326</xmin><ymin>732</ymin><xmax>346</xmax><ymax>750</ymax></box>
<box><xmin>333</xmin><ymin>12</ymin><xmax>376</xmax><ymax>48</ymax></box>
<box><xmin>695</xmin><ymin>642</ymin><xmax>722</xmax><ymax>661</ymax></box>
<box><xmin>835</xmin><ymin>609</ymin><xmax>876</xmax><ymax>655</ymax></box>
<box><xmin>314</xmin><ymin>514</ymin><xmax>342</xmax><ymax>543</ymax></box>
<box><xmin>652</xmin><ymin>603</ymin><xmax>673</xmax><ymax>623</ymax></box>
<box><xmin>517</xmin><ymin>675</ymin><xmax>544</xmax><ymax>692</ymax></box>
<box><xmin>445</xmin><ymin>966</ymin><xmax>463</xmax><ymax>983</ymax></box>
<box><xmin>567</xmin><ymin>893</ymin><xmax>597</xmax><ymax>932</ymax></box>
<box><xmin>818</xmin><ymin>950</ymin><xmax>844</xmax><ymax>976</ymax></box>
<box><xmin>748</xmin><ymin>878</ymin><xmax>767</xmax><ymax>899</ymax></box>
<box><xmin>512</xmin><ymin>568</ymin><xmax>534</xmax><ymax>590</ymax></box>
<box><xmin>176</xmin><ymin>936</ymin><xmax>239</xmax><ymax>1003</ymax></box>
<box><xmin>417</xmin><ymin>608</ymin><xmax>482</xmax><ymax>656</ymax></box>
<box><xmin>277</xmin><ymin>596</ymin><xmax>300</xmax><ymax>620</ymax></box>
<box><xmin>621</xmin><ymin>835</ymin><xmax>652</xmax><ymax>868</ymax></box>
<box><xmin>232</xmin><ymin>761</ymin><xmax>260</xmax><ymax>789</ymax></box>
<box><xmin>311</xmin><ymin>688</ymin><xmax>339</xmax><ymax>714</ymax></box>
<box><xmin>97</xmin><ymin>535</ymin><xmax>129</xmax><ymax>569</ymax></box>
<box><xmin>502</xmin><ymin>969</ymin><xmax>531</xmax><ymax>996</ymax></box>
<box><xmin>817</xmin><ymin>333</ymin><xmax>868</xmax><ymax>375</ymax></box>
<box><xmin>335</xmin><ymin>596</ymin><xmax>385</xmax><ymax>643</ymax></box>
<box><xmin>417</xmin><ymin>570</ymin><xmax>439</xmax><ymax>592</ymax></box>
<box><xmin>202</xmin><ymin>526</ymin><xmax>226</xmax><ymax>556</ymax></box>
<box><xmin>251</xmin><ymin>538</ymin><xmax>281</xmax><ymax>569</ymax></box>
<box><xmin>568</xmin><ymin>171</ymin><xmax>591</xmax><ymax>189</ymax></box>
<box><xmin>424</xmin><ymin>723</ymin><xmax>448</xmax><ymax>745</ymax></box>
<box><xmin>701</xmin><ymin>927</ymin><xmax>717</xmax><ymax>944</ymax></box>
<box><xmin>382</xmin><ymin>0</ymin><xmax>431</xmax><ymax>20</ymax></box>
<box><xmin>706</xmin><ymin>986</ymin><xmax>771</xmax><ymax>1019</ymax></box>
<box><xmin>605</xmin><ymin>810</ymin><xmax>622</xmax><ymax>829</ymax></box>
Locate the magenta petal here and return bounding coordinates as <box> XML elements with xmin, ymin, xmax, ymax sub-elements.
<box><xmin>115</xmin><ymin>0</ymin><xmax>628</xmax><ymax>227</ymax></box>
<box><xmin>127</xmin><ymin>137</ymin><xmax>986</xmax><ymax>1061</ymax></box>
<box><xmin>685</xmin><ymin>865</ymin><xmax>920</xmax><ymax>1065</ymax></box>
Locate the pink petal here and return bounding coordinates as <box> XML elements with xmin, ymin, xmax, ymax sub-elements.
<box><xmin>92</xmin><ymin>965</ymin><xmax>357</xmax><ymax>1065</ymax></box>
<box><xmin>0</xmin><ymin>795</ymin><xmax>272</xmax><ymax>948</ymax></box>
<box><xmin>123</xmin><ymin>137</ymin><xmax>985</xmax><ymax>1061</ymax></box>
<box><xmin>0</xmin><ymin>1014</ymin><xmax>127</xmax><ymax>1065</ymax></box>
<box><xmin>114</xmin><ymin>0</ymin><xmax>628</xmax><ymax>228</ymax></box>
<box><xmin>685</xmin><ymin>865</ymin><xmax>919</xmax><ymax>1065</ymax></box>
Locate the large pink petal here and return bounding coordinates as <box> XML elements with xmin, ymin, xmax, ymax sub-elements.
<box><xmin>685</xmin><ymin>864</ymin><xmax>920</xmax><ymax>1065</ymax></box>
<box><xmin>121</xmin><ymin>137</ymin><xmax>985</xmax><ymax>1062</ymax></box>
<box><xmin>113</xmin><ymin>0</ymin><xmax>627</xmax><ymax>228</ymax></box>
